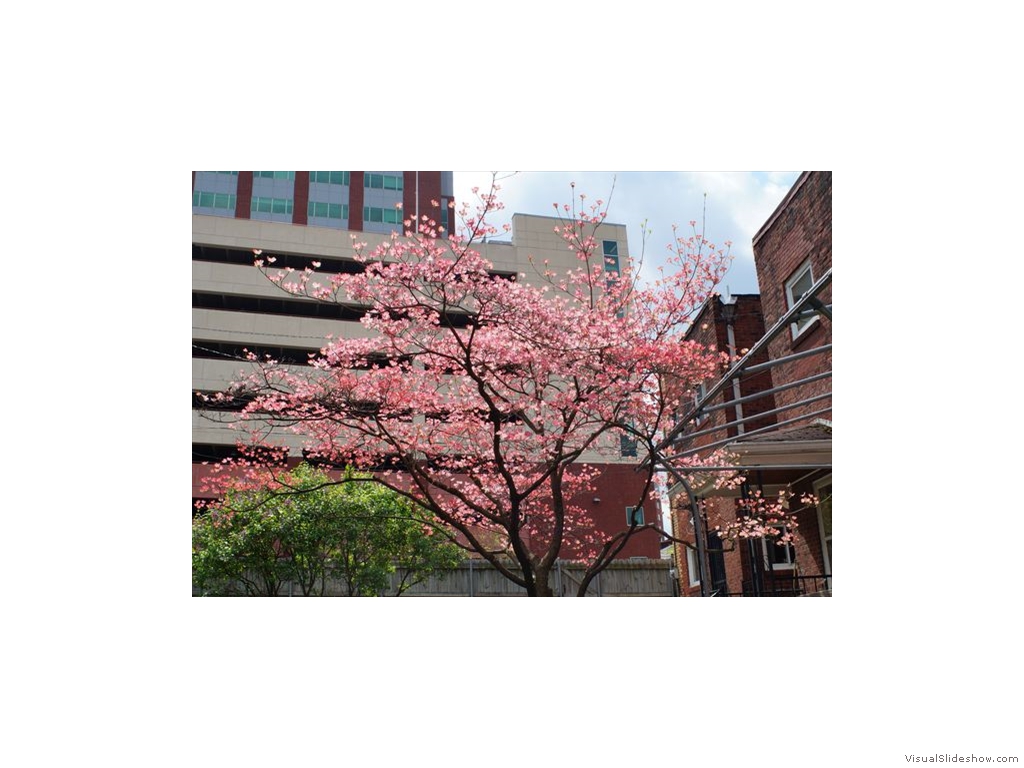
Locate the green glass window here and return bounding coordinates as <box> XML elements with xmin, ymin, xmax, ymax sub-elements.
<box><xmin>252</xmin><ymin>197</ymin><xmax>293</xmax><ymax>215</ymax></box>
<box><xmin>364</xmin><ymin>173</ymin><xmax>403</xmax><ymax>191</ymax></box>
<box><xmin>308</xmin><ymin>201</ymin><xmax>348</xmax><ymax>219</ymax></box>
<box><xmin>255</xmin><ymin>171</ymin><xmax>295</xmax><ymax>181</ymax></box>
<box><xmin>311</xmin><ymin>171</ymin><xmax>350</xmax><ymax>186</ymax></box>
<box><xmin>194</xmin><ymin>191</ymin><xmax>236</xmax><ymax>211</ymax></box>
<box><xmin>363</xmin><ymin>207</ymin><xmax>401</xmax><ymax>225</ymax></box>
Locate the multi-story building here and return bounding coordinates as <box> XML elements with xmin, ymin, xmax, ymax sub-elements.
<box><xmin>192</xmin><ymin>171</ymin><xmax>659</xmax><ymax>560</ymax></box>
<box><xmin>192</xmin><ymin>171</ymin><xmax>455</xmax><ymax>235</ymax></box>
<box><xmin>664</xmin><ymin>171</ymin><xmax>832</xmax><ymax>595</ymax></box>
<box><xmin>668</xmin><ymin>293</ymin><xmax>777</xmax><ymax>596</ymax></box>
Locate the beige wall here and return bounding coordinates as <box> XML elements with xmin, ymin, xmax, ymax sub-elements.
<box><xmin>193</xmin><ymin>212</ymin><xmax>631</xmax><ymax>459</ymax></box>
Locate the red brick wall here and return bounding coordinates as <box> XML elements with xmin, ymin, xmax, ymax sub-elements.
<box><xmin>235</xmin><ymin>172</ymin><xmax>253</xmax><ymax>219</ymax></box>
<box><xmin>581</xmin><ymin>464</ymin><xmax>661</xmax><ymax>559</ymax></box>
<box><xmin>348</xmin><ymin>172</ymin><xmax>365</xmax><ymax>231</ymax></box>
<box><xmin>403</xmin><ymin>171</ymin><xmax>443</xmax><ymax>231</ymax></box>
<box><xmin>292</xmin><ymin>171</ymin><xmax>310</xmax><ymax>226</ymax></box>
<box><xmin>752</xmin><ymin>171</ymin><xmax>832</xmax><ymax>423</ymax></box>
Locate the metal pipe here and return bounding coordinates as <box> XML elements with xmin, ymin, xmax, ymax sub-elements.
<box><xmin>741</xmin><ymin>344</ymin><xmax>832</xmax><ymax>376</ymax></box>
<box><xmin>695</xmin><ymin>371</ymin><xmax>832</xmax><ymax>415</ymax></box>
<box><xmin>676</xmin><ymin>390</ymin><xmax>833</xmax><ymax>442</ymax></box>
<box><xmin>671</xmin><ymin>405</ymin><xmax>833</xmax><ymax>459</ymax></box>
<box><xmin>659</xmin><ymin>464</ymin><xmax>832</xmax><ymax>472</ymax></box>
<box><xmin>722</xmin><ymin>300</ymin><xmax>745</xmax><ymax>436</ymax></box>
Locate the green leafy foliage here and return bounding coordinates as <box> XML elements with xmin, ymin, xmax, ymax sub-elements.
<box><xmin>192</xmin><ymin>465</ymin><xmax>462</xmax><ymax>596</ymax></box>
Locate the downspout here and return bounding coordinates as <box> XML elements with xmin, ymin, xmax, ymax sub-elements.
<box><xmin>723</xmin><ymin>295</ymin><xmax>749</xmax><ymax>596</ymax></box>
<box><xmin>720</xmin><ymin>295</ymin><xmax>745</xmax><ymax>436</ymax></box>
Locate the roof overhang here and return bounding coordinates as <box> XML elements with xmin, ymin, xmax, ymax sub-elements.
<box><xmin>729</xmin><ymin>438</ymin><xmax>832</xmax><ymax>468</ymax></box>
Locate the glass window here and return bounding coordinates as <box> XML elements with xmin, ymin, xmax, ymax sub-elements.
<box><xmin>255</xmin><ymin>171</ymin><xmax>295</xmax><ymax>181</ymax></box>
<box><xmin>692</xmin><ymin>382</ymin><xmax>708</xmax><ymax>423</ymax></box>
<box><xmin>194</xmin><ymin>191</ymin><xmax>236</xmax><ymax>211</ymax></box>
<box><xmin>603</xmin><ymin>240</ymin><xmax>620</xmax><ymax>274</ymax></box>
<box><xmin>815</xmin><ymin>477</ymin><xmax>832</xmax><ymax>575</ymax></box>
<box><xmin>252</xmin><ymin>197</ymin><xmax>292</xmax><ymax>215</ymax></box>
<box><xmin>763</xmin><ymin>527</ymin><xmax>796</xmax><ymax>569</ymax></box>
<box><xmin>626</xmin><ymin>506</ymin><xmax>644</xmax><ymax>526</ymax></box>
<box><xmin>309</xmin><ymin>202</ymin><xmax>348</xmax><ymax>220</ymax></box>
<box><xmin>365</xmin><ymin>173</ymin><xmax>402</xmax><ymax>190</ymax></box>
<box><xmin>785</xmin><ymin>260</ymin><xmax>817</xmax><ymax>340</ymax></box>
<box><xmin>311</xmin><ymin>171</ymin><xmax>349</xmax><ymax>185</ymax></box>
<box><xmin>686</xmin><ymin>547</ymin><xmax>701</xmax><ymax>586</ymax></box>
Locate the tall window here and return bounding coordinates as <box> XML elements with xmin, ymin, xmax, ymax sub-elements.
<box><xmin>686</xmin><ymin>547</ymin><xmax>701</xmax><ymax>587</ymax></box>
<box><xmin>692</xmin><ymin>381</ymin><xmax>708</xmax><ymax>423</ymax></box>
<box><xmin>785</xmin><ymin>260</ymin><xmax>816</xmax><ymax>340</ymax></box>
<box><xmin>602</xmin><ymin>240</ymin><xmax>620</xmax><ymax>274</ymax></box>
<box><xmin>815</xmin><ymin>476</ymin><xmax>832</xmax><ymax>577</ymax></box>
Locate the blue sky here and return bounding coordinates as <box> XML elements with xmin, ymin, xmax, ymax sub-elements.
<box><xmin>452</xmin><ymin>171</ymin><xmax>800</xmax><ymax>295</ymax></box>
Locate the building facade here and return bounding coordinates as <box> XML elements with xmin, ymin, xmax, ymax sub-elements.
<box><xmin>666</xmin><ymin>171</ymin><xmax>832</xmax><ymax>595</ymax></box>
<box><xmin>192</xmin><ymin>171</ymin><xmax>658</xmax><ymax>560</ymax></box>
<box><xmin>192</xmin><ymin>171</ymin><xmax>455</xmax><ymax>235</ymax></box>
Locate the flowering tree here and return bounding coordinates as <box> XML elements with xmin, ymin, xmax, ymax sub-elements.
<box><xmin>201</xmin><ymin>178</ymin><xmax>750</xmax><ymax>596</ymax></box>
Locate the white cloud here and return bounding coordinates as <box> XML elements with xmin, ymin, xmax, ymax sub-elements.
<box><xmin>453</xmin><ymin>171</ymin><xmax>800</xmax><ymax>295</ymax></box>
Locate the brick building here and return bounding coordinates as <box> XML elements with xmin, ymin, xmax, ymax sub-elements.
<box><xmin>665</xmin><ymin>172</ymin><xmax>832</xmax><ymax>595</ymax></box>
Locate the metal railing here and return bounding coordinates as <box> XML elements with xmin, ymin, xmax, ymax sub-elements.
<box><xmin>740</xmin><ymin>572</ymin><xmax>832</xmax><ymax>597</ymax></box>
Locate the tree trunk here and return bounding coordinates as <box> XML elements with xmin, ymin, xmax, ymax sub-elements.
<box><xmin>530</xmin><ymin>566</ymin><xmax>554</xmax><ymax>596</ymax></box>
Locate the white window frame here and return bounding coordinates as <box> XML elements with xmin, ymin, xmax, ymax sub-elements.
<box><xmin>814</xmin><ymin>474</ymin><xmax>832</xmax><ymax>586</ymax></box>
<box><xmin>785</xmin><ymin>259</ymin><xmax>818</xmax><ymax>341</ymax></box>
<box><xmin>692</xmin><ymin>381</ymin><xmax>708</xmax><ymax>423</ymax></box>
<box><xmin>626</xmin><ymin>506</ymin><xmax>644</xmax><ymax>526</ymax></box>
<box><xmin>685</xmin><ymin>547</ymin><xmax>701</xmax><ymax>587</ymax></box>
<box><xmin>762</xmin><ymin>525</ymin><xmax>796</xmax><ymax>570</ymax></box>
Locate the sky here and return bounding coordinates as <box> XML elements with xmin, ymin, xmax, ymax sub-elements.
<box><xmin>451</xmin><ymin>171</ymin><xmax>801</xmax><ymax>295</ymax></box>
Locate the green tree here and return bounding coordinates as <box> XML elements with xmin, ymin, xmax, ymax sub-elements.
<box><xmin>192</xmin><ymin>464</ymin><xmax>462</xmax><ymax>596</ymax></box>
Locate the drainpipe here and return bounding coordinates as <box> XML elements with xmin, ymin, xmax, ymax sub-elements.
<box><xmin>720</xmin><ymin>295</ymin><xmax>745</xmax><ymax>436</ymax></box>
